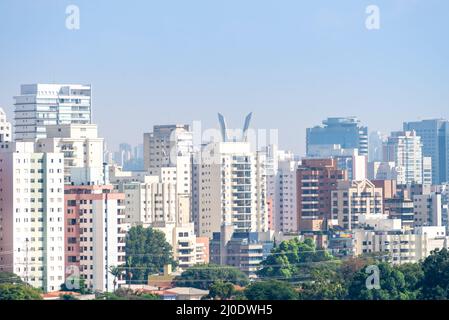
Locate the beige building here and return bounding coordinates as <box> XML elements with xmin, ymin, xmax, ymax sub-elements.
<box><xmin>110</xmin><ymin>166</ymin><xmax>202</xmax><ymax>269</ymax></box>
<box><xmin>353</xmin><ymin>224</ymin><xmax>448</xmax><ymax>265</ymax></box>
<box><xmin>198</xmin><ymin>141</ymin><xmax>268</xmax><ymax>238</ymax></box>
<box><xmin>35</xmin><ymin>124</ymin><xmax>104</xmax><ymax>184</ymax></box>
<box><xmin>413</xmin><ymin>193</ymin><xmax>442</xmax><ymax>228</ymax></box>
<box><xmin>331</xmin><ymin>179</ymin><xmax>383</xmax><ymax>230</ymax></box>
<box><xmin>155</xmin><ymin>222</ymin><xmax>209</xmax><ymax>270</ymax></box>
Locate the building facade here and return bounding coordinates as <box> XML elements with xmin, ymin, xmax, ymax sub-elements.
<box><xmin>64</xmin><ymin>185</ymin><xmax>127</xmax><ymax>292</ymax></box>
<box><xmin>331</xmin><ymin>179</ymin><xmax>383</xmax><ymax>230</ymax></box>
<box><xmin>143</xmin><ymin>124</ymin><xmax>193</xmax><ymax>171</ymax></box>
<box><xmin>198</xmin><ymin>142</ymin><xmax>268</xmax><ymax>238</ymax></box>
<box><xmin>306</xmin><ymin>117</ymin><xmax>368</xmax><ymax>156</ymax></box>
<box><xmin>14</xmin><ymin>84</ymin><xmax>92</xmax><ymax>140</ymax></box>
<box><xmin>296</xmin><ymin>158</ymin><xmax>346</xmax><ymax>231</ymax></box>
<box><xmin>35</xmin><ymin>124</ymin><xmax>104</xmax><ymax>184</ymax></box>
<box><xmin>0</xmin><ymin>142</ymin><xmax>65</xmax><ymax>292</ymax></box>
<box><xmin>383</xmin><ymin>131</ymin><xmax>423</xmax><ymax>185</ymax></box>
<box><xmin>404</xmin><ymin>119</ymin><xmax>449</xmax><ymax>184</ymax></box>
<box><xmin>0</xmin><ymin>108</ymin><xmax>12</xmax><ymax>142</ymax></box>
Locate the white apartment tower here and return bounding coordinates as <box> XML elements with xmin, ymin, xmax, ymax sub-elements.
<box><xmin>0</xmin><ymin>108</ymin><xmax>12</xmax><ymax>142</ymax></box>
<box><xmin>198</xmin><ymin>141</ymin><xmax>268</xmax><ymax>238</ymax></box>
<box><xmin>265</xmin><ymin>146</ymin><xmax>299</xmax><ymax>234</ymax></box>
<box><xmin>0</xmin><ymin>142</ymin><xmax>65</xmax><ymax>292</ymax></box>
<box><xmin>383</xmin><ymin>131</ymin><xmax>423</xmax><ymax>185</ymax></box>
<box><xmin>14</xmin><ymin>84</ymin><xmax>92</xmax><ymax>140</ymax></box>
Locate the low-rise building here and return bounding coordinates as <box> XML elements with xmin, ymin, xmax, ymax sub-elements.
<box><xmin>353</xmin><ymin>216</ymin><xmax>448</xmax><ymax>264</ymax></box>
<box><xmin>210</xmin><ymin>224</ymin><xmax>274</xmax><ymax>278</ymax></box>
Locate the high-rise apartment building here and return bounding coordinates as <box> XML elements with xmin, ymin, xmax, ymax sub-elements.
<box><xmin>118</xmin><ymin>176</ymin><xmax>184</xmax><ymax>227</ymax></box>
<box><xmin>198</xmin><ymin>141</ymin><xmax>268</xmax><ymax>238</ymax></box>
<box><xmin>404</xmin><ymin>119</ymin><xmax>449</xmax><ymax>184</ymax></box>
<box><xmin>264</xmin><ymin>144</ymin><xmax>298</xmax><ymax>233</ymax></box>
<box><xmin>369</xmin><ymin>131</ymin><xmax>385</xmax><ymax>162</ymax></box>
<box><xmin>143</xmin><ymin>124</ymin><xmax>193</xmax><ymax>171</ymax></box>
<box><xmin>14</xmin><ymin>84</ymin><xmax>92</xmax><ymax>140</ymax></box>
<box><xmin>383</xmin><ymin>131</ymin><xmax>423</xmax><ymax>185</ymax></box>
<box><xmin>0</xmin><ymin>142</ymin><xmax>65</xmax><ymax>292</ymax></box>
<box><xmin>271</xmin><ymin>158</ymin><xmax>300</xmax><ymax>234</ymax></box>
<box><xmin>35</xmin><ymin>124</ymin><xmax>104</xmax><ymax>184</ymax></box>
<box><xmin>64</xmin><ymin>185</ymin><xmax>127</xmax><ymax>292</ymax></box>
<box><xmin>143</xmin><ymin>125</ymin><xmax>193</xmax><ymax>225</ymax></box>
<box><xmin>331</xmin><ymin>179</ymin><xmax>383</xmax><ymax>230</ymax></box>
<box><xmin>0</xmin><ymin>108</ymin><xmax>12</xmax><ymax>142</ymax></box>
<box><xmin>413</xmin><ymin>193</ymin><xmax>442</xmax><ymax>228</ymax></box>
<box><xmin>296</xmin><ymin>158</ymin><xmax>346</xmax><ymax>231</ymax></box>
<box><xmin>422</xmin><ymin>156</ymin><xmax>433</xmax><ymax>186</ymax></box>
<box><xmin>306</xmin><ymin>117</ymin><xmax>368</xmax><ymax>156</ymax></box>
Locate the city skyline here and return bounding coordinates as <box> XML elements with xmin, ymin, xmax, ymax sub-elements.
<box><xmin>4</xmin><ymin>82</ymin><xmax>449</xmax><ymax>157</ymax></box>
<box><xmin>1</xmin><ymin>0</ymin><xmax>448</xmax><ymax>154</ymax></box>
<box><xmin>3</xmin><ymin>2</ymin><xmax>449</xmax><ymax>304</ymax></box>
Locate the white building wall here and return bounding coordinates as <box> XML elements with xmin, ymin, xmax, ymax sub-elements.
<box><xmin>198</xmin><ymin>142</ymin><xmax>268</xmax><ymax>238</ymax></box>
<box><xmin>14</xmin><ymin>84</ymin><xmax>92</xmax><ymax>140</ymax></box>
<box><xmin>0</xmin><ymin>108</ymin><xmax>12</xmax><ymax>142</ymax></box>
<box><xmin>0</xmin><ymin>142</ymin><xmax>65</xmax><ymax>292</ymax></box>
<box><xmin>35</xmin><ymin>124</ymin><xmax>104</xmax><ymax>184</ymax></box>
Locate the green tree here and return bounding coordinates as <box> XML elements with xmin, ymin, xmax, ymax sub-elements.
<box><xmin>0</xmin><ymin>272</ymin><xmax>24</xmax><ymax>284</ymax></box>
<box><xmin>98</xmin><ymin>287</ymin><xmax>161</xmax><ymax>300</ymax></box>
<box><xmin>347</xmin><ymin>263</ymin><xmax>413</xmax><ymax>300</ymax></box>
<box><xmin>207</xmin><ymin>281</ymin><xmax>236</xmax><ymax>300</ymax></box>
<box><xmin>60</xmin><ymin>277</ymin><xmax>91</xmax><ymax>294</ymax></box>
<box><xmin>397</xmin><ymin>262</ymin><xmax>423</xmax><ymax>299</ymax></box>
<box><xmin>109</xmin><ymin>266</ymin><xmax>124</xmax><ymax>292</ymax></box>
<box><xmin>298</xmin><ymin>264</ymin><xmax>346</xmax><ymax>300</ymax></box>
<box><xmin>420</xmin><ymin>248</ymin><xmax>449</xmax><ymax>300</ymax></box>
<box><xmin>258</xmin><ymin>238</ymin><xmax>335</xmax><ymax>281</ymax></box>
<box><xmin>173</xmin><ymin>264</ymin><xmax>249</xmax><ymax>290</ymax></box>
<box><xmin>245</xmin><ymin>280</ymin><xmax>297</xmax><ymax>300</ymax></box>
<box><xmin>339</xmin><ymin>255</ymin><xmax>377</xmax><ymax>283</ymax></box>
<box><xmin>125</xmin><ymin>225</ymin><xmax>176</xmax><ymax>284</ymax></box>
<box><xmin>0</xmin><ymin>283</ymin><xmax>42</xmax><ymax>300</ymax></box>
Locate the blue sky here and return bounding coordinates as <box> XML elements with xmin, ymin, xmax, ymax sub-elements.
<box><xmin>0</xmin><ymin>0</ymin><xmax>448</xmax><ymax>155</ymax></box>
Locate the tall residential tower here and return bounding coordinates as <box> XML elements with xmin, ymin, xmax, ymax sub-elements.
<box><xmin>14</xmin><ymin>84</ymin><xmax>92</xmax><ymax>141</ymax></box>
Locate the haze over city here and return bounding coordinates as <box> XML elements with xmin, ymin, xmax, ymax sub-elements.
<box><xmin>1</xmin><ymin>0</ymin><xmax>448</xmax><ymax>155</ymax></box>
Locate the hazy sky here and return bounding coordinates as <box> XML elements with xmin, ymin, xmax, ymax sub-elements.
<box><xmin>0</xmin><ymin>0</ymin><xmax>448</xmax><ymax>155</ymax></box>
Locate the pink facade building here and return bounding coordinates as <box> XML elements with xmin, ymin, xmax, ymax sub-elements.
<box><xmin>65</xmin><ymin>184</ymin><xmax>127</xmax><ymax>292</ymax></box>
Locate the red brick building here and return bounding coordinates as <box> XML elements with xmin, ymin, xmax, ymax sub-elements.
<box><xmin>296</xmin><ymin>158</ymin><xmax>346</xmax><ymax>231</ymax></box>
